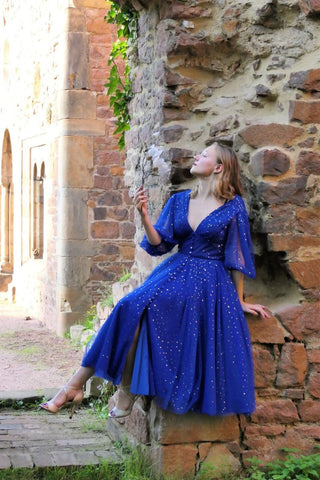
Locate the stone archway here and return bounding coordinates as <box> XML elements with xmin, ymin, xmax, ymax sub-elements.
<box><xmin>0</xmin><ymin>129</ymin><xmax>14</xmax><ymax>292</ymax></box>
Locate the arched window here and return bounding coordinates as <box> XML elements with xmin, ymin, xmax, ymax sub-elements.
<box><xmin>1</xmin><ymin>129</ymin><xmax>14</xmax><ymax>273</ymax></box>
<box><xmin>32</xmin><ymin>162</ymin><xmax>45</xmax><ymax>259</ymax></box>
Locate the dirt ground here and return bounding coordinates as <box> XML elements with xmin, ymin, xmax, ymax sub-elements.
<box><xmin>0</xmin><ymin>302</ymin><xmax>83</xmax><ymax>392</ymax></box>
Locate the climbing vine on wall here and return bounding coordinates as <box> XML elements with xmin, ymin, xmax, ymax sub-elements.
<box><xmin>104</xmin><ymin>1</ymin><xmax>138</xmax><ymax>150</ymax></box>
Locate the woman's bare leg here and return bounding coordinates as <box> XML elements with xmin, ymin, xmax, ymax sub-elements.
<box><xmin>116</xmin><ymin>324</ymin><xmax>141</xmax><ymax>411</ymax></box>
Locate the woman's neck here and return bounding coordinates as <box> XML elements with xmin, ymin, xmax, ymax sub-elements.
<box><xmin>196</xmin><ymin>176</ymin><xmax>217</xmax><ymax>200</ymax></box>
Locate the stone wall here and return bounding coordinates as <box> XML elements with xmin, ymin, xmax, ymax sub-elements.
<box><xmin>111</xmin><ymin>0</ymin><xmax>320</xmax><ymax>476</ymax></box>
<box><xmin>0</xmin><ymin>0</ymin><xmax>135</xmax><ymax>333</ymax></box>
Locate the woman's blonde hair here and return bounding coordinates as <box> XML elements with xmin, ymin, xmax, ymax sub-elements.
<box><xmin>191</xmin><ymin>142</ymin><xmax>242</xmax><ymax>200</ymax></box>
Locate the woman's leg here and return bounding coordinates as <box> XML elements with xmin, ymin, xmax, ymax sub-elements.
<box><xmin>114</xmin><ymin>324</ymin><xmax>140</xmax><ymax>411</ymax></box>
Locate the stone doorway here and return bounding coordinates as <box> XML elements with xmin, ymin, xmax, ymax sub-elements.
<box><xmin>0</xmin><ymin>129</ymin><xmax>14</xmax><ymax>294</ymax></box>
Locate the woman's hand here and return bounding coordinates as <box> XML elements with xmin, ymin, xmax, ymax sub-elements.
<box><xmin>241</xmin><ymin>302</ymin><xmax>271</xmax><ymax>319</ymax></box>
<box><xmin>134</xmin><ymin>186</ymin><xmax>148</xmax><ymax>217</ymax></box>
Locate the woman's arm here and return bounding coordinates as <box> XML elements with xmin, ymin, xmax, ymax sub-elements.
<box><xmin>134</xmin><ymin>186</ymin><xmax>162</xmax><ymax>246</ymax></box>
<box><xmin>231</xmin><ymin>270</ymin><xmax>270</xmax><ymax>319</ymax></box>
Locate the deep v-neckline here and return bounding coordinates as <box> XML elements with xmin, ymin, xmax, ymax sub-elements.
<box><xmin>186</xmin><ymin>192</ymin><xmax>229</xmax><ymax>233</ymax></box>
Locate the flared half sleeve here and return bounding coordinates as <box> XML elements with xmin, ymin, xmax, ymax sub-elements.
<box><xmin>140</xmin><ymin>194</ymin><xmax>179</xmax><ymax>256</ymax></box>
<box><xmin>224</xmin><ymin>209</ymin><xmax>256</xmax><ymax>278</ymax></box>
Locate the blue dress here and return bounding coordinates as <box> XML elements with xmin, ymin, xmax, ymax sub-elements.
<box><xmin>82</xmin><ymin>190</ymin><xmax>256</xmax><ymax>416</ymax></box>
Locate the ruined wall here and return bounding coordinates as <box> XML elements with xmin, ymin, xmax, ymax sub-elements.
<box><xmin>116</xmin><ymin>0</ymin><xmax>320</xmax><ymax>475</ymax></box>
<box><xmin>0</xmin><ymin>0</ymin><xmax>135</xmax><ymax>332</ymax></box>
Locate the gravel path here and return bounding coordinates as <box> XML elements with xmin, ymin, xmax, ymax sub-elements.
<box><xmin>0</xmin><ymin>302</ymin><xmax>83</xmax><ymax>393</ymax></box>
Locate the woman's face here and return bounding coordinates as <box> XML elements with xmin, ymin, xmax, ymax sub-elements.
<box><xmin>190</xmin><ymin>144</ymin><xmax>222</xmax><ymax>177</ymax></box>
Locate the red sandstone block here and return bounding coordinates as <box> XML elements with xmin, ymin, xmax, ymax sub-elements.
<box><xmin>307</xmin><ymin>349</ymin><xmax>320</xmax><ymax>365</ymax></box>
<box><xmin>299</xmin><ymin>0</ymin><xmax>320</xmax><ymax>15</ymax></box>
<box><xmin>288</xmin><ymin>259</ymin><xmax>320</xmax><ymax>289</ymax></box>
<box><xmin>91</xmin><ymin>221</ymin><xmax>119</xmax><ymax>239</ymax></box>
<box><xmin>262</xmin><ymin>205</ymin><xmax>296</xmax><ymax>233</ymax></box>
<box><xmin>290</xmin><ymin>100</ymin><xmax>320</xmax><ymax>123</ymax></box>
<box><xmin>202</xmin><ymin>444</ymin><xmax>241</xmax><ymax>477</ymax></box>
<box><xmin>309</xmin><ymin>371</ymin><xmax>320</xmax><ymax>398</ymax></box>
<box><xmin>289</xmin><ymin>68</ymin><xmax>320</xmax><ymax>91</ymax></box>
<box><xmin>296</xmin><ymin>207</ymin><xmax>320</xmax><ymax>235</ymax></box>
<box><xmin>298</xmin><ymin>399</ymin><xmax>320</xmax><ymax>421</ymax></box>
<box><xmin>110</xmin><ymin>166</ymin><xmax>125</xmax><ymax>176</ymax></box>
<box><xmin>276</xmin><ymin>343</ymin><xmax>308</xmax><ymax>388</ymax></box>
<box><xmin>250</xmin><ymin>399</ymin><xmax>299</xmax><ymax>424</ymax></box>
<box><xmin>250</xmin><ymin>148</ymin><xmax>290</xmax><ymax>177</ymax></box>
<box><xmin>277</xmin><ymin>302</ymin><xmax>320</xmax><ymax>341</ymax></box>
<box><xmin>253</xmin><ymin>345</ymin><xmax>277</xmax><ymax>388</ymax></box>
<box><xmin>94</xmin><ymin>175</ymin><xmax>113</xmax><ymax>189</ymax></box>
<box><xmin>107</xmin><ymin>207</ymin><xmax>129</xmax><ymax>221</ymax></box>
<box><xmin>245</xmin><ymin>424</ymin><xmax>286</xmax><ymax>437</ymax></box>
<box><xmin>247</xmin><ymin>315</ymin><xmax>290</xmax><ymax>344</ymax></box>
<box><xmin>257</xmin><ymin>177</ymin><xmax>307</xmax><ymax>205</ymax></box>
<box><xmin>296</xmin><ymin>150</ymin><xmax>320</xmax><ymax>175</ymax></box>
<box><xmin>120</xmin><ymin>222</ymin><xmax>136</xmax><ymax>239</ymax></box>
<box><xmin>239</xmin><ymin>123</ymin><xmax>304</xmax><ymax>148</ymax></box>
<box><xmin>161</xmin><ymin>444</ymin><xmax>198</xmax><ymax>477</ymax></box>
<box><xmin>159</xmin><ymin>411</ymin><xmax>239</xmax><ymax>444</ymax></box>
<box><xmin>268</xmin><ymin>234</ymin><xmax>320</xmax><ymax>252</ymax></box>
<box><xmin>86</xmin><ymin>9</ymin><xmax>109</xmax><ymax>34</ymax></box>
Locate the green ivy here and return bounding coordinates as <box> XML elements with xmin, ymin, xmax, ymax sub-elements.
<box><xmin>104</xmin><ymin>1</ymin><xmax>138</xmax><ymax>150</ymax></box>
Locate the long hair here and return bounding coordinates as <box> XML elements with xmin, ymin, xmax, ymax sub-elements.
<box><xmin>191</xmin><ymin>142</ymin><xmax>242</xmax><ymax>200</ymax></box>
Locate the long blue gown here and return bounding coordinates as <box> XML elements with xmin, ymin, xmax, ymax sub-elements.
<box><xmin>82</xmin><ymin>190</ymin><xmax>256</xmax><ymax>416</ymax></box>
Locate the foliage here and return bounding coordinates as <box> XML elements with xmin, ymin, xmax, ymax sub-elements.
<box><xmin>244</xmin><ymin>450</ymin><xmax>320</xmax><ymax>480</ymax></box>
<box><xmin>0</xmin><ymin>463</ymin><xmax>121</xmax><ymax>480</ymax></box>
<box><xmin>83</xmin><ymin>305</ymin><xmax>98</xmax><ymax>331</ymax></box>
<box><xmin>88</xmin><ymin>380</ymin><xmax>116</xmax><ymax>419</ymax></box>
<box><xmin>104</xmin><ymin>1</ymin><xmax>138</xmax><ymax>150</ymax></box>
<box><xmin>119</xmin><ymin>268</ymin><xmax>132</xmax><ymax>283</ymax></box>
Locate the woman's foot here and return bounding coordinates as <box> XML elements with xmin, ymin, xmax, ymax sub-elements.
<box><xmin>108</xmin><ymin>385</ymin><xmax>137</xmax><ymax>419</ymax></box>
<box><xmin>40</xmin><ymin>385</ymin><xmax>84</xmax><ymax>419</ymax></box>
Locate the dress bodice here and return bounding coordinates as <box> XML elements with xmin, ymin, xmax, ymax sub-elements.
<box><xmin>140</xmin><ymin>190</ymin><xmax>256</xmax><ymax>278</ymax></box>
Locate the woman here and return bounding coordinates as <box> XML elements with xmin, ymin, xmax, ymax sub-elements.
<box><xmin>40</xmin><ymin>142</ymin><xmax>269</xmax><ymax>419</ymax></box>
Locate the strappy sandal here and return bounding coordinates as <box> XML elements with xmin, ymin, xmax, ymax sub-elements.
<box><xmin>40</xmin><ymin>385</ymin><xmax>84</xmax><ymax>419</ymax></box>
<box><xmin>108</xmin><ymin>385</ymin><xmax>137</xmax><ymax>419</ymax></box>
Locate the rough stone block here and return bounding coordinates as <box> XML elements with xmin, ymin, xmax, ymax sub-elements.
<box><xmin>309</xmin><ymin>371</ymin><xmax>320</xmax><ymax>398</ymax></box>
<box><xmin>299</xmin><ymin>0</ymin><xmax>320</xmax><ymax>15</ymax></box>
<box><xmin>257</xmin><ymin>176</ymin><xmax>307</xmax><ymax>205</ymax></box>
<box><xmin>296</xmin><ymin>207</ymin><xmax>320</xmax><ymax>235</ymax></box>
<box><xmin>239</xmin><ymin>123</ymin><xmax>304</xmax><ymax>148</ymax></box>
<box><xmin>201</xmin><ymin>444</ymin><xmax>241</xmax><ymax>479</ymax></box>
<box><xmin>250</xmin><ymin>148</ymin><xmax>290</xmax><ymax>176</ymax></box>
<box><xmin>296</xmin><ymin>150</ymin><xmax>320</xmax><ymax>176</ymax></box>
<box><xmin>251</xmin><ymin>399</ymin><xmax>299</xmax><ymax>424</ymax></box>
<box><xmin>288</xmin><ymin>68</ymin><xmax>320</xmax><ymax>91</ymax></box>
<box><xmin>290</xmin><ymin>100</ymin><xmax>320</xmax><ymax>124</ymax></box>
<box><xmin>253</xmin><ymin>345</ymin><xmax>277</xmax><ymax>388</ymax></box>
<box><xmin>150</xmin><ymin>407</ymin><xmax>239</xmax><ymax>444</ymax></box>
<box><xmin>276</xmin><ymin>343</ymin><xmax>308</xmax><ymax>387</ymax></box>
<box><xmin>161</xmin><ymin>125</ymin><xmax>187</xmax><ymax>143</ymax></box>
<box><xmin>91</xmin><ymin>221</ymin><xmax>120</xmax><ymax>239</ymax></box>
<box><xmin>288</xmin><ymin>259</ymin><xmax>320</xmax><ymax>289</ymax></box>
<box><xmin>160</xmin><ymin>443</ymin><xmax>198</xmax><ymax>477</ymax></box>
<box><xmin>60</xmin><ymin>136</ymin><xmax>94</xmax><ymax>189</ymax></box>
<box><xmin>74</xmin><ymin>0</ymin><xmax>107</xmax><ymax>7</ymax></box>
<box><xmin>268</xmin><ymin>234</ymin><xmax>320</xmax><ymax>252</ymax></box>
<box><xmin>261</xmin><ymin>205</ymin><xmax>296</xmax><ymax>233</ymax></box>
<box><xmin>298</xmin><ymin>400</ymin><xmax>320</xmax><ymax>422</ymax></box>
<box><xmin>277</xmin><ymin>302</ymin><xmax>320</xmax><ymax>341</ymax></box>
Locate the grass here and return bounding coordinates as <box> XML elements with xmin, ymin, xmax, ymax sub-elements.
<box><xmin>2</xmin><ymin>446</ymin><xmax>320</xmax><ymax>480</ymax></box>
